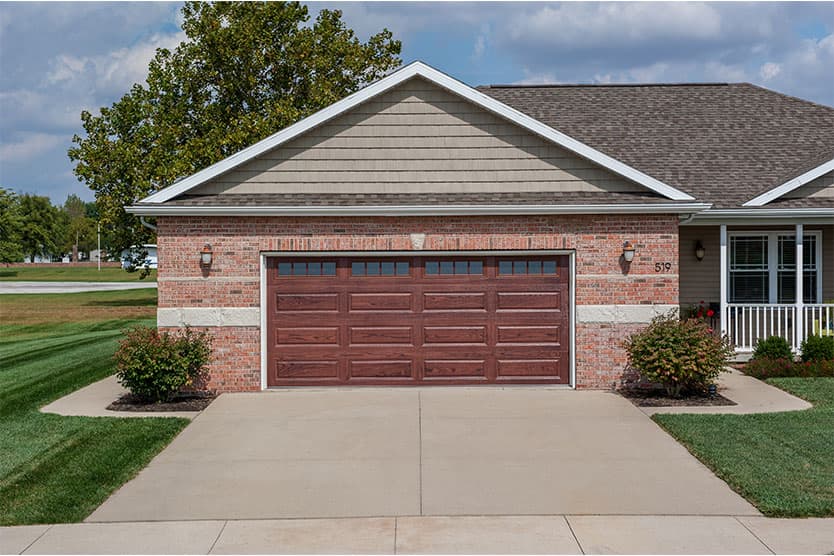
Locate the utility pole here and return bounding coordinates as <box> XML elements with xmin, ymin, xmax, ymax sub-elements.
<box><xmin>97</xmin><ymin>222</ymin><xmax>101</xmax><ymax>272</ymax></box>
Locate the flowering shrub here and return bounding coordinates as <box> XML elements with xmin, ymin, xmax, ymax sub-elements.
<box><xmin>687</xmin><ymin>300</ymin><xmax>716</xmax><ymax>323</ymax></box>
<box><xmin>800</xmin><ymin>334</ymin><xmax>834</xmax><ymax>362</ymax></box>
<box><xmin>623</xmin><ymin>312</ymin><xmax>734</xmax><ymax>397</ymax></box>
<box><xmin>752</xmin><ymin>336</ymin><xmax>794</xmax><ymax>361</ymax></box>
<box><xmin>114</xmin><ymin>326</ymin><xmax>212</xmax><ymax>402</ymax></box>
<box><xmin>744</xmin><ymin>357</ymin><xmax>834</xmax><ymax>379</ymax></box>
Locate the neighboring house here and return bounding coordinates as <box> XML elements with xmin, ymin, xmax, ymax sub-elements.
<box><xmin>128</xmin><ymin>62</ymin><xmax>834</xmax><ymax>392</ymax></box>
<box><xmin>121</xmin><ymin>244</ymin><xmax>158</xmax><ymax>269</ymax></box>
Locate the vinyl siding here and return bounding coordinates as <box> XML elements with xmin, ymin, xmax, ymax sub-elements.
<box><xmin>784</xmin><ymin>170</ymin><xmax>834</xmax><ymax>198</ymax></box>
<box><xmin>680</xmin><ymin>224</ymin><xmax>834</xmax><ymax>306</ymax></box>
<box><xmin>191</xmin><ymin>77</ymin><xmax>642</xmax><ymax>196</ymax></box>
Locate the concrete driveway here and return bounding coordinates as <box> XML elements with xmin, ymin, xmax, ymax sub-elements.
<box><xmin>88</xmin><ymin>388</ymin><xmax>758</xmax><ymax>522</ymax></box>
<box><xmin>0</xmin><ymin>281</ymin><xmax>156</xmax><ymax>294</ymax></box>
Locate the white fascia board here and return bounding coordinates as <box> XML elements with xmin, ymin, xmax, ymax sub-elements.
<box><xmin>126</xmin><ymin>202</ymin><xmax>711</xmax><ymax>217</ymax></box>
<box><xmin>139</xmin><ymin>61</ymin><xmax>694</xmax><ymax>204</ymax></box>
<box><xmin>743</xmin><ymin>158</ymin><xmax>834</xmax><ymax>207</ymax></box>
<box><xmin>684</xmin><ymin>208</ymin><xmax>834</xmax><ymax>226</ymax></box>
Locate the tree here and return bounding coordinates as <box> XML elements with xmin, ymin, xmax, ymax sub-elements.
<box><xmin>0</xmin><ymin>188</ymin><xmax>24</xmax><ymax>263</ymax></box>
<box><xmin>62</xmin><ymin>194</ymin><xmax>96</xmax><ymax>260</ymax></box>
<box><xmin>69</xmin><ymin>1</ymin><xmax>401</xmax><ymax>261</ymax></box>
<box><xmin>17</xmin><ymin>194</ymin><xmax>65</xmax><ymax>263</ymax></box>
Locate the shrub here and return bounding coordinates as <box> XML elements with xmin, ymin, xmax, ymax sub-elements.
<box><xmin>752</xmin><ymin>335</ymin><xmax>793</xmax><ymax>361</ymax></box>
<box><xmin>745</xmin><ymin>357</ymin><xmax>834</xmax><ymax>379</ymax></box>
<box><xmin>114</xmin><ymin>326</ymin><xmax>212</xmax><ymax>402</ymax></box>
<box><xmin>623</xmin><ymin>312</ymin><xmax>734</xmax><ymax>397</ymax></box>
<box><xmin>800</xmin><ymin>334</ymin><xmax>834</xmax><ymax>362</ymax></box>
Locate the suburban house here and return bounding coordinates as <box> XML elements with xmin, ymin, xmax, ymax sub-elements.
<box><xmin>120</xmin><ymin>244</ymin><xmax>159</xmax><ymax>269</ymax></box>
<box><xmin>127</xmin><ymin>62</ymin><xmax>834</xmax><ymax>392</ymax></box>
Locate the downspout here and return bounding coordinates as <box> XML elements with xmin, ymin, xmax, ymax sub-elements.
<box><xmin>139</xmin><ymin>216</ymin><xmax>157</xmax><ymax>231</ymax></box>
<box><xmin>679</xmin><ymin>213</ymin><xmax>696</xmax><ymax>225</ymax></box>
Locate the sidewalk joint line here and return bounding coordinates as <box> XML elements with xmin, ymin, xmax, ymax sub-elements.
<box><xmin>733</xmin><ymin>516</ymin><xmax>775</xmax><ymax>555</ymax></box>
<box><xmin>564</xmin><ymin>516</ymin><xmax>585</xmax><ymax>555</ymax></box>
<box><xmin>418</xmin><ymin>390</ymin><xmax>423</xmax><ymax>516</ymax></box>
<box><xmin>393</xmin><ymin>517</ymin><xmax>398</xmax><ymax>554</ymax></box>
<box><xmin>20</xmin><ymin>524</ymin><xmax>53</xmax><ymax>555</ymax></box>
<box><xmin>207</xmin><ymin>520</ymin><xmax>228</xmax><ymax>554</ymax></box>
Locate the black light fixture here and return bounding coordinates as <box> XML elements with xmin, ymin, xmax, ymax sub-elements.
<box><xmin>200</xmin><ymin>244</ymin><xmax>213</xmax><ymax>267</ymax></box>
<box><xmin>622</xmin><ymin>241</ymin><xmax>636</xmax><ymax>263</ymax></box>
<box><xmin>695</xmin><ymin>240</ymin><xmax>705</xmax><ymax>261</ymax></box>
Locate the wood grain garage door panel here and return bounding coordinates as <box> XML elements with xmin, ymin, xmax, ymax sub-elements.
<box><xmin>266</xmin><ymin>255</ymin><xmax>569</xmax><ymax>386</ymax></box>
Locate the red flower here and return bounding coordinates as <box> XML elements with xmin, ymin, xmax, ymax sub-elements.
<box><xmin>697</xmin><ymin>311</ymin><xmax>704</xmax><ymax>318</ymax></box>
<box><xmin>707</xmin><ymin>309</ymin><xmax>715</xmax><ymax>317</ymax></box>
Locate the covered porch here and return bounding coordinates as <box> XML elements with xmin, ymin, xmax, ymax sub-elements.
<box><xmin>680</xmin><ymin>221</ymin><xmax>834</xmax><ymax>353</ymax></box>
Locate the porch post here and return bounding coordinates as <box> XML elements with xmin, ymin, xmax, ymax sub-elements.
<box><xmin>796</xmin><ymin>223</ymin><xmax>804</xmax><ymax>350</ymax></box>
<box><xmin>720</xmin><ymin>224</ymin><xmax>728</xmax><ymax>338</ymax></box>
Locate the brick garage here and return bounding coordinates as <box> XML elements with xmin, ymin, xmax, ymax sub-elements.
<box><xmin>157</xmin><ymin>214</ymin><xmax>679</xmax><ymax>391</ymax></box>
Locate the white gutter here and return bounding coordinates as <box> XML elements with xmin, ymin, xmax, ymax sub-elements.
<box><xmin>125</xmin><ymin>202</ymin><xmax>712</xmax><ymax>217</ymax></box>
<box><xmin>694</xmin><ymin>208</ymin><xmax>834</xmax><ymax>219</ymax></box>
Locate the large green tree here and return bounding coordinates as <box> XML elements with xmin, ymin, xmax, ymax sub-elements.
<box><xmin>69</xmin><ymin>1</ymin><xmax>401</xmax><ymax>258</ymax></box>
<box><xmin>16</xmin><ymin>194</ymin><xmax>66</xmax><ymax>263</ymax></box>
<box><xmin>62</xmin><ymin>194</ymin><xmax>96</xmax><ymax>260</ymax></box>
<box><xmin>0</xmin><ymin>188</ymin><xmax>24</xmax><ymax>263</ymax></box>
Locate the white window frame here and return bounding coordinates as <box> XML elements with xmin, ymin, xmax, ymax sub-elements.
<box><xmin>727</xmin><ymin>230</ymin><xmax>823</xmax><ymax>304</ymax></box>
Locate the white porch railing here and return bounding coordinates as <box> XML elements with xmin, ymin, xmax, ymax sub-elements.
<box><xmin>728</xmin><ymin>303</ymin><xmax>834</xmax><ymax>352</ymax></box>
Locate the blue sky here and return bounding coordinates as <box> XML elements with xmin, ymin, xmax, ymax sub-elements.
<box><xmin>1</xmin><ymin>1</ymin><xmax>832</xmax><ymax>203</ymax></box>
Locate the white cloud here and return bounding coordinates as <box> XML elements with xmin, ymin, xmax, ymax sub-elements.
<box><xmin>760</xmin><ymin>62</ymin><xmax>782</xmax><ymax>80</ymax></box>
<box><xmin>46</xmin><ymin>31</ymin><xmax>185</xmax><ymax>96</ymax></box>
<box><xmin>505</xmin><ymin>3</ymin><xmax>725</xmax><ymax>50</ymax></box>
<box><xmin>514</xmin><ymin>71</ymin><xmax>560</xmax><ymax>85</ymax></box>
<box><xmin>0</xmin><ymin>132</ymin><xmax>65</xmax><ymax>162</ymax></box>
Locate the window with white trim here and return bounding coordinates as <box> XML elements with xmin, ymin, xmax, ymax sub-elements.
<box><xmin>728</xmin><ymin>232</ymin><xmax>821</xmax><ymax>304</ymax></box>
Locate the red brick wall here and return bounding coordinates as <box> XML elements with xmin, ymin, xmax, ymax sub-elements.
<box><xmin>157</xmin><ymin>215</ymin><xmax>679</xmax><ymax>390</ymax></box>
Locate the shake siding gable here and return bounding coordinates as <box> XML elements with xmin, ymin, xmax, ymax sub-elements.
<box><xmin>190</xmin><ymin>77</ymin><xmax>645</xmax><ymax>196</ymax></box>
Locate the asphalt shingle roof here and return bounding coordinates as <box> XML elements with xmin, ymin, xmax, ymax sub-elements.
<box><xmin>477</xmin><ymin>82</ymin><xmax>834</xmax><ymax>208</ymax></box>
<box><xmin>166</xmin><ymin>191</ymin><xmax>679</xmax><ymax>207</ymax></box>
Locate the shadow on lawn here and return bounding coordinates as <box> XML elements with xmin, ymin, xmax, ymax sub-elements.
<box><xmin>84</xmin><ymin>298</ymin><xmax>158</xmax><ymax>308</ymax></box>
<box><xmin>0</xmin><ymin>270</ymin><xmax>19</xmax><ymax>277</ymax></box>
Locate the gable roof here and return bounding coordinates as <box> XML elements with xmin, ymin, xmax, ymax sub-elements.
<box><xmin>138</xmin><ymin>61</ymin><xmax>694</xmax><ymax>205</ymax></box>
<box><xmin>479</xmin><ymin>82</ymin><xmax>834</xmax><ymax>209</ymax></box>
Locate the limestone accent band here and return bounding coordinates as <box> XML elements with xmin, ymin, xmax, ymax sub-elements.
<box><xmin>576</xmin><ymin>304</ymin><xmax>679</xmax><ymax>324</ymax></box>
<box><xmin>158</xmin><ymin>307</ymin><xmax>260</xmax><ymax>327</ymax></box>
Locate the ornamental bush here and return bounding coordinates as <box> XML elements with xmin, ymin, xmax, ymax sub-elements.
<box><xmin>114</xmin><ymin>326</ymin><xmax>212</xmax><ymax>402</ymax></box>
<box><xmin>744</xmin><ymin>357</ymin><xmax>834</xmax><ymax>379</ymax></box>
<box><xmin>623</xmin><ymin>312</ymin><xmax>734</xmax><ymax>397</ymax></box>
<box><xmin>752</xmin><ymin>335</ymin><xmax>793</xmax><ymax>361</ymax></box>
<box><xmin>800</xmin><ymin>334</ymin><xmax>834</xmax><ymax>363</ymax></box>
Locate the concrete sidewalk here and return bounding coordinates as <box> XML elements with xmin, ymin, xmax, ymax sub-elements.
<box><xmin>3</xmin><ymin>515</ymin><xmax>833</xmax><ymax>554</ymax></box>
<box><xmin>0</xmin><ymin>281</ymin><xmax>156</xmax><ymax>294</ymax></box>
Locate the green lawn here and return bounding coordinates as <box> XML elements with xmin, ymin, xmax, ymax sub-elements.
<box><xmin>0</xmin><ymin>266</ymin><xmax>156</xmax><ymax>282</ymax></box>
<box><xmin>654</xmin><ymin>377</ymin><xmax>834</xmax><ymax>517</ymax></box>
<box><xmin>0</xmin><ymin>291</ymin><xmax>188</xmax><ymax>525</ymax></box>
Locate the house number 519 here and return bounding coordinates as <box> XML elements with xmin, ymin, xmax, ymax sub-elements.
<box><xmin>655</xmin><ymin>262</ymin><xmax>672</xmax><ymax>272</ymax></box>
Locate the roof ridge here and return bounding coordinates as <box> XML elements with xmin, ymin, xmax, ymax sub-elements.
<box><xmin>735</xmin><ymin>82</ymin><xmax>834</xmax><ymax>112</ymax></box>
<box><xmin>480</xmin><ymin>82</ymin><xmax>732</xmax><ymax>89</ymax></box>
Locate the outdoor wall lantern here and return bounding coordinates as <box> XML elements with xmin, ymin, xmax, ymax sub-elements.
<box><xmin>200</xmin><ymin>244</ymin><xmax>213</xmax><ymax>267</ymax></box>
<box><xmin>695</xmin><ymin>240</ymin><xmax>706</xmax><ymax>261</ymax></box>
<box><xmin>622</xmin><ymin>241</ymin><xmax>636</xmax><ymax>263</ymax></box>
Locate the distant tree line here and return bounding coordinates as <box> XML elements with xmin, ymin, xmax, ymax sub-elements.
<box><xmin>0</xmin><ymin>187</ymin><xmax>123</xmax><ymax>264</ymax></box>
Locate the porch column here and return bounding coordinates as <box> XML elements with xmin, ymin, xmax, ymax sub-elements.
<box><xmin>796</xmin><ymin>223</ymin><xmax>804</xmax><ymax>349</ymax></box>
<box><xmin>720</xmin><ymin>224</ymin><xmax>728</xmax><ymax>338</ymax></box>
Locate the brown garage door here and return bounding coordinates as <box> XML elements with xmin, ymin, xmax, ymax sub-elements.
<box><xmin>266</xmin><ymin>255</ymin><xmax>570</xmax><ymax>386</ymax></box>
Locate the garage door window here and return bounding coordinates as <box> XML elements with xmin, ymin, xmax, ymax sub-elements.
<box><xmin>351</xmin><ymin>261</ymin><xmax>410</xmax><ymax>276</ymax></box>
<box><xmin>425</xmin><ymin>260</ymin><xmax>483</xmax><ymax>275</ymax></box>
<box><xmin>499</xmin><ymin>260</ymin><xmax>558</xmax><ymax>275</ymax></box>
<box><xmin>277</xmin><ymin>261</ymin><xmax>336</xmax><ymax>276</ymax></box>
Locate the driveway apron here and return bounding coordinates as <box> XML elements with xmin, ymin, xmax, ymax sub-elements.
<box><xmin>87</xmin><ymin>388</ymin><xmax>757</xmax><ymax>522</ymax></box>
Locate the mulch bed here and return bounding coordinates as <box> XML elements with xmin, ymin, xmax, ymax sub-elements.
<box><xmin>620</xmin><ymin>389</ymin><xmax>737</xmax><ymax>407</ymax></box>
<box><xmin>107</xmin><ymin>392</ymin><xmax>216</xmax><ymax>412</ymax></box>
